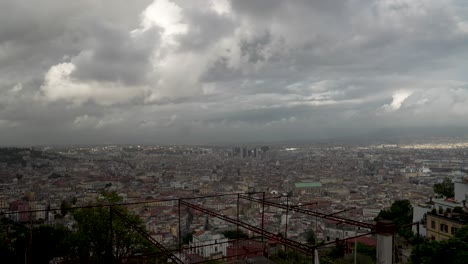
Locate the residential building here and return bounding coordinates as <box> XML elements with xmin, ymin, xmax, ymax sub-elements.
<box><xmin>426</xmin><ymin>211</ymin><xmax>467</xmax><ymax>241</ymax></box>
<box><xmin>189</xmin><ymin>231</ymin><xmax>228</xmax><ymax>260</ymax></box>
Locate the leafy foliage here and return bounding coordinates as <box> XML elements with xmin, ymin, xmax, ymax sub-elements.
<box><xmin>222</xmin><ymin>229</ymin><xmax>249</xmax><ymax>239</ymax></box>
<box><xmin>69</xmin><ymin>191</ymin><xmax>154</xmax><ymax>263</ymax></box>
<box><xmin>270</xmin><ymin>249</ymin><xmax>311</xmax><ymax>264</ymax></box>
<box><xmin>182</xmin><ymin>231</ymin><xmax>194</xmax><ymax>244</ymax></box>
<box><xmin>0</xmin><ymin>217</ymin><xmax>72</xmax><ymax>264</ymax></box>
<box><xmin>327</xmin><ymin>241</ymin><xmax>346</xmax><ymax>259</ymax></box>
<box><xmin>305</xmin><ymin>229</ymin><xmax>316</xmax><ymax>245</ymax></box>
<box><xmin>30</xmin><ymin>225</ymin><xmax>73</xmax><ymax>264</ymax></box>
<box><xmin>0</xmin><ymin>191</ymin><xmax>160</xmax><ymax>264</ymax></box>
<box><xmin>375</xmin><ymin>199</ymin><xmax>413</xmax><ymax>238</ymax></box>
<box><xmin>411</xmin><ymin>226</ymin><xmax>468</xmax><ymax>264</ymax></box>
<box><xmin>319</xmin><ymin>241</ymin><xmax>375</xmax><ymax>264</ymax></box>
<box><xmin>356</xmin><ymin>242</ymin><xmax>376</xmax><ymax>261</ymax></box>
<box><xmin>433</xmin><ymin>177</ymin><xmax>454</xmax><ymax>198</ymax></box>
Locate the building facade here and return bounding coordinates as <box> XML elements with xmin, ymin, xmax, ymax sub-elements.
<box><xmin>189</xmin><ymin>231</ymin><xmax>228</xmax><ymax>260</ymax></box>
<box><xmin>426</xmin><ymin>212</ymin><xmax>466</xmax><ymax>241</ymax></box>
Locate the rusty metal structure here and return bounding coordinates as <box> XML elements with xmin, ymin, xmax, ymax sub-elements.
<box><xmin>118</xmin><ymin>192</ymin><xmax>379</xmax><ymax>263</ymax></box>
<box><xmin>2</xmin><ymin>192</ymin><xmax>418</xmax><ymax>263</ymax></box>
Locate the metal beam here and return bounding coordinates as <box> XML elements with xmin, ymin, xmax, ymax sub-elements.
<box><xmin>112</xmin><ymin>208</ymin><xmax>184</xmax><ymax>264</ymax></box>
<box><xmin>239</xmin><ymin>195</ymin><xmax>374</xmax><ymax>229</ymax></box>
<box><xmin>180</xmin><ymin>200</ymin><xmax>314</xmax><ymax>255</ymax></box>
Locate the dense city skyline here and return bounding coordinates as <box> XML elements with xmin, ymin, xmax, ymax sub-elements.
<box><xmin>1</xmin><ymin>0</ymin><xmax>468</xmax><ymax>145</ymax></box>
<box><xmin>2</xmin><ymin>141</ymin><xmax>467</xmax><ymax>262</ymax></box>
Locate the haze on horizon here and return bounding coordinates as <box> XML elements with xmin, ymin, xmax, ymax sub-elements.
<box><xmin>1</xmin><ymin>0</ymin><xmax>468</xmax><ymax>146</ymax></box>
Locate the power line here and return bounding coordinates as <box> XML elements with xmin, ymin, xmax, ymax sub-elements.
<box><xmin>0</xmin><ymin>192</ymin><xmax>263</xmax><ymax>216</ymax></box>
<box><xmin>1</xmin><ymin>191</ymin><xmax>414</xmax><ymax>263</ymax></box>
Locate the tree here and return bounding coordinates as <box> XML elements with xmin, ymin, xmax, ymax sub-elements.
<box><xmin>0</xmin><ymin>217</ymin><xmax>73</xmax><ymax>264</ymax></box>
<box><xmin>60</xmin><ymin>199</ymin><xmax>71</xmax><ymax>217</ymax></box>
<box><xmin>454</xmin><ymin>224</ymin><xmax>468</xmax><ymax>242</ymax></box>
<box><xmin>433</xmin><ymin>177</ymin><xmax>454</xmax><ymax>198</ymax></box>
<box><xmin>326</xmin><ymin>240</ymin><xmax>346</xmax><ymax>259</ymax></box>
<box><xmin>375</xmin><ymin>200</ymin><xmax>413</xmax><ymax>238</ymax></box>
<box><xmin>30</xmin><ymin>225</ymin><xmax>73</xmax><ymax>264</ymax></box>
<box><xmin>411</xmin><ymin>238</ymin><xmax>468</xmax><ymax>264</ymax></box>
<box><xmin>356</xmin><ymin>242</ymin><xmax>376</xmax><ymax>261</ymax></box>
<box><xmin>376</xmin><ymin>200</ymin><xmax>412</xmax><ymax>225</ymax></box>
<box><xmin>0</xmin><ymin>217</ymin><xmax>28</xmax><ymax>263</ymax></box>
<box><xmin>1</xmin><ymin>192</ymin><xmax>162</xmax><ymax>264</ymax></box>
<box><xmin>70</xmin><ymin>191</ymin><xmax>154</xmax><ymax>263</ymax></box>
<box><xmin>222</xmin><ymin>229</ymin><xmax>248</xmax><ymax>239</ymax></box>
<box><xmin>410</xmin><ymin>225</ymin><xmax>468</xmax><ymax>264</ymax></box>
<box><xmin>305</xmin><ymin>229</ymin><xmax>316</xmax><ymax>245</ymax></box>
<box><xmin>270</xmin><ymin>249</ymin><xmax>311</xmax><ymax>264</ymax></box>
<box><xmin>182</xmin><ymin>232</ymin><xmax>194</xmax><ymax>244</ymax></box>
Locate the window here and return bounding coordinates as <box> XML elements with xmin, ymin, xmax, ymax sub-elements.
<box><xmin>215</xmin><ymin>246</ymin><xmax>218</xmax><ymax>252</ymax></box>
<box><xmin>451</xmin><ymin>227</ymin><xmax>458</xmax><ymax>234</ymax></box>
<box><xmin>440</xmin><ymin>224</ymin><xmax>448</xmax><ymax>233</ymax></box>
<box><xmin>431</xmin><ymin>221</ymin><xmax>435</xmax><ymax>229</ymax></box>
<box><xmin>431</xmin><ymin>236</ymin><xmax>436</xmax><ymax>240</ymax></box>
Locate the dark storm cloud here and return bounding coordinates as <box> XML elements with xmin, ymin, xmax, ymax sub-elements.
<box><xmin>1</xmin><ymin>0</ymin><xmax>468</xmax><ymax>145</ymax></box>
<box><xmin>176</xmin><ymin>7</ymin><xmax>236</xmax><ymax>51</ymax></box>
<box><xmin>0</xmin><ymin>0</ymin><xmax>152</xmax><ymax>76</ymax></box>
<box><xmin>70</xmin><ymin>23</ymin><xmax>159</xmax><ymax>85</ymax></box>
<box><xmin>239</xmin><ymin>31</ymin><xmax>273</xmax><ymax>63</ymax></box>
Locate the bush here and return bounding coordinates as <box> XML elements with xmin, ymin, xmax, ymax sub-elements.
<box><xmin>453</xmin><ymin>207</ymin><xmax>463</xmax><ymax>214</ymax></box>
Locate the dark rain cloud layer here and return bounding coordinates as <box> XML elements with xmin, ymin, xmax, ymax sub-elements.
<box><xmin>1</xmin><ymin>0</ymin><xmax>468</xmax><ymax>145</ymax></box>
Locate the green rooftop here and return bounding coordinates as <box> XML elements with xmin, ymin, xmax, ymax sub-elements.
<box><xmin>294</xmin><ymin>182</ymin><xmax>322</xmax><ymax>188</ymax></box>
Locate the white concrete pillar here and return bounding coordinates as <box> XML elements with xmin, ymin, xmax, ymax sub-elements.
<box><xmin>376</xmin><ymin>220</ymin><xmax>395</xmax><ymax>264</ymax></box>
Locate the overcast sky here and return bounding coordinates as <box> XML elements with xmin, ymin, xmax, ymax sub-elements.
<box><xmin>1</xmin><ymin>0</ymin><xmax>468</xmax><ymax>146</ymax></box>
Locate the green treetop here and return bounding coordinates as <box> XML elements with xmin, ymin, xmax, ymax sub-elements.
<box><xmin>433</xmin><ymin>177</ymin><xmax>455</xmax><ymax>198</ymax></box>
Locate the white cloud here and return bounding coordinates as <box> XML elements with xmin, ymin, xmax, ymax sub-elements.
<box><xmin>10</xmin><ymin>83</ymin><xmax>22</xmax><ymax>93</ymax></box>
<box><xmin>135</xmin><ymin>0</ymin><xmax>188</xmax><ymax>45</ymax></box>
<box><xmin>210</xmin><ymin>0</ymin><xmax>231</xmax><ymax>15</ymax></box>
<box><xmin>382</xmin><ymin>90</ymin><xmax>413</xmax><ymax>111</ymax></box>
<box><xmin>40</xmin><ymin>62</ymin><xmax>146</xmax><ymax>105</ymax></box>
<box><xmin>457</xmin><ymin>19</ymin><xmax>468</xmax><ymax>34</ymax></box>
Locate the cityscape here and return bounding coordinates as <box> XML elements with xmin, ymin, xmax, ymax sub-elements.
<box><xmin>1</xmin><ymin>139</ymin><xmax>468</xmax><ymax>263</ymax></box>
<box><xmin>2</xmin><ymin>0</ymin><xmax>468</xmax><ymax>263</ymax></box>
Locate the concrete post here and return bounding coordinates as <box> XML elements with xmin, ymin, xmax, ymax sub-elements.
<box><xmin>376</xmin><ymin>220</ymin><xmax>395</xmax><ymax>264</ymax></box>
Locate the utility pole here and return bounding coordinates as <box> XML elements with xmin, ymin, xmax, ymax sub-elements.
<box><xmin>109</xmin><ymin>206</ymin><xmax>113</xmax><ymax>264</ymax></box>
<box><xmin>354</xmin><ymin>225</ymin><xmax>357</xmax><ymax>264</ymax></box>
<box><xmin>237</xmin><ymin>194</ymin><xmax>240</xmax><ymax>260</ymax></box>
<box><xmin>261</xmin><ymin>192</ymin><xmax>265</xmax><ymax>255</ymax></box>
<box><xmin>178</xmin><ymin>199</ymin><xmax>181</xmax><ymax>251</ymax></box>
<box><xmin>285</xmin><ymin>194</ymin><xmax>290</xmax><ymax>239</ymax></box>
